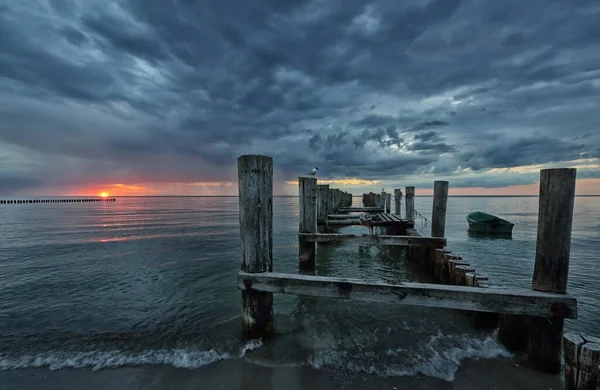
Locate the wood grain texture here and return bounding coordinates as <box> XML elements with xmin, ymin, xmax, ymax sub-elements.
<box><xmin>316</xmin><ymin>184</ymin><xmax>329</xmax><ymax>223</ymax></box>
<box><xmin>455</xmin><ymin>265</ymin><xmax>475</xmax><ymax>286</ymax></box>
<box><xmin>405</xmin><ymin>187</ymin><xmax>415</xmax><ymax>222</ymax></box>
<box><xmin>298</xmin><ymin>233</ymin><xmax>446</xmax><ymax>247</ymax></box>
<box><xmin>529</xmin><ymin>168</ymin><xmax>576</xmax><ymax>374</ymax></box>
<box><xmin>299</xmin><ymin>177</ymin><xmax>317</xmax><ymax>269</ymax></box>
<box><xmin>237</xmin><ymin>155</ymin><xmax>274</xmax><ymax>339</ymax></box>
<box><xmin>238</xmin><ymin>272</ymin><xmax>577</xmax><ymax>318</ymax></box>
<box><xmin>533</xmin><ymin>168</ymin><xmax>576</xmax><ymax>293</ymax></box>
<box><xmin>448</xmin><ymin>260</ymin><xmax>470</xmax><ymax>285</ymax></box>
<box><xmin>431</xmin><ymin>181</ymin><xmax>449</xmax><ymax>238</ymax></box>
<box><xmin>394</xmin><ymin>189</ymin><xmax>402</xmax><ymax>216</ymax></box>
<box><xmin>578</xmin><ymin>339</ymin><xmax>600</xmax><ymax>390</ymax></box>
<box><xmin>563</xmin><ymin>332</ymin><xmax>585</xmax><ymax>390</ymax></box>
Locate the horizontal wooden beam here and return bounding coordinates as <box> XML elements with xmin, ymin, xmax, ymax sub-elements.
<box><xmin>338</xmin><ymin>207</ymin><xmax>383</xmax><ymax>212</ymax></box>
<box><xmin>299</xmin><ymin>232</ymin><xmax>445</xmax><ymax>247</ymax></box>
<box><xmin>327</xmin><ymin>214</ymin><xmax>359</xmax><ymax>219</ymax></box>
<box><xmin>238</xmin><ymin>272</ymin><xmax>577</xmax><ymax>319</ymax></box>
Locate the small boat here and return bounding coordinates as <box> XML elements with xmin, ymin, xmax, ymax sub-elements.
<box><xmin>466</xmin><ymin>211</ymin><xmax>514</xmax><ymax>234</ymax></box>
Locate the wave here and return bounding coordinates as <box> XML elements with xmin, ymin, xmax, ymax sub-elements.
<box><xmin>309</xmin><ymin>331</ymin><xmax>511</xmax><ymax>382</ymax></box>
<box><xmin>0</xmin><ymin>340</ymin><xmax>263</xmax><ymax>371</ymax></box>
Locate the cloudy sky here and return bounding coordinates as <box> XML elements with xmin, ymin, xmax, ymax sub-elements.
<box><xmin>1</xmin><ymin>0</ymin><xmax>599</xmax><ymax>196</ymax></box>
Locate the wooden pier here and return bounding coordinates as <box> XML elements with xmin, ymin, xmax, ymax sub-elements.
<box><xmin>1</xmin><ymin>198</ymin><xmax>116</xmax><ymax>204</ymax></box>
<box><xmin>236</xmin><ymin>155</ymin><xmax>592</xmax><ymax>385</ymax></box>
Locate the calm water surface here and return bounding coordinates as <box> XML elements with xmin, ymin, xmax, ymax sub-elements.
<box><xmin>0</xmin><ymin>196</ymin><xmax>598</xmax><ymax>380</ymax></box>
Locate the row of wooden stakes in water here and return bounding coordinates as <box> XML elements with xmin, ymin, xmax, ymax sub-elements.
<box><xmin>414</xmin><ymin>246</ymin><xmax>600</xmax><ymax>389</ymax></box>
<box><xmin>1</xmin><ymin>198</ymin><xmax>116</xmax><ymax>204</ymax></box>
<box><xmin>407</xmin><ymin>246</ymin><xmax>500</xmax><ymax>327</ymax></box>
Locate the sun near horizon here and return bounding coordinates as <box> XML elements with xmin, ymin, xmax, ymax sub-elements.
<box><xmin>99</xmin><ymin>192</ymin><xmax>109</xmax><ymax>198</ymax></box>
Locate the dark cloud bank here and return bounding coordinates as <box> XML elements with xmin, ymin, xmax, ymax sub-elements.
<box><xmin>1</xmin><ymin>0</ymin><xmax>599</xmax><ymax>193</ymax></box>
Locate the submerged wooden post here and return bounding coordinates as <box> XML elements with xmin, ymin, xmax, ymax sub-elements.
<box><xmin>405</xmin><ymin>187</ymin><xmax>415</xmax><ymax>222</ymax></box>
<box><xmin>393</xmin><ymin>189</ymin><xmax>402</xmax><ymax>216</ymax></box>
<box><xmin>317</xmin><ymin>184</ymin><xmax>329</xmax><ymax>224</ymax></box>
<box><xmin>299</xmin><ymin>177</ymin><xmax>318</xmax><ymax>270</ymax></box>
<box><xmin>528</xmin><ymin>168</ymin><xmax>577</xmax><ymax>374</ymax></box>
<box><xmin>238</xmin><ymin>155</ymin><xmax>273</xmax><ymax>339</ymax></box>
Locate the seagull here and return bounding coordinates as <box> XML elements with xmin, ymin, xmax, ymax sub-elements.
<box><xmin>307</xmin><ymin>167</ymin><xmax>319</xmax><ymax>176</ymax></box>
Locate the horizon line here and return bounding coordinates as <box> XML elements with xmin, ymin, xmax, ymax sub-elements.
<box><xmin>2</xmin><ymin>194</ymin><xmax>599</xmax><ymax>198</ymax></box>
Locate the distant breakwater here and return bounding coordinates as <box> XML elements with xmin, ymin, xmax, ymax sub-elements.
<box><xmin>1</xmin><ymin>198</ymin><xmax>116</xmax><ymax>204</ymax></box>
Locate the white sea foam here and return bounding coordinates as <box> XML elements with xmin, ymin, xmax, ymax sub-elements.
<box><xmin>0</xmin><ymin>340</ymin><xmax>264</xmax><ymax>371</ymax></box>
<box><xmin>310</xmin><ymin>332</ymin><xmax>511</xmax><ymax>382</ymax></box>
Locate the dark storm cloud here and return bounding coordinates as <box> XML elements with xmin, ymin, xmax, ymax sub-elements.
<box><xmin>1</xmin><ymin>0</ymin><xmax>599</xmax><ymax>193</ymax></box>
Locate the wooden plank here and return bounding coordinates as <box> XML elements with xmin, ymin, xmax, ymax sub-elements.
<box><xmin>238</xmin><ymin>272</ymin><xmax>578</xmax><ymax>318</ymax></box>
<box><xmin>339</xmin><ymin>207</ymin><xmax>384</xmax><ymax>212</ymax></box>
<box><xmin>377</xmin><ymin>213</ymin><xmax>393</xmax><ymax>223</ymax></box>
<box><xmin>298</xmin><ymin>233</ymin><xmax>446</xmax><ymax>247</ymax></box>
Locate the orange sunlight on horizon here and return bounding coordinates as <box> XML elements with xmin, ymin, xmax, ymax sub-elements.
<box><xmin>99</xmin><ymin>192</ymin><xmax>109</xmax><ymax>198</ymax></box>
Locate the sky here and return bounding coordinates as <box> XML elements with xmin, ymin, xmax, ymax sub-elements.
<box><xmin>1</xmin><ymin>0</ymin><xmax>599</xmax><ymax>197</ymax></box>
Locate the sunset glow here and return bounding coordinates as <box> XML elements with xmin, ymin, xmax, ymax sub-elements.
<box><xmin>100</xmin><ymin>192</ymin><xmax>109</xmax><ymax>198</ymax></box>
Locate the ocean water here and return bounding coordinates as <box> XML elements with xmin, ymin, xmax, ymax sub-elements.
<box><xmin>0</xmin><ymin>196</ymin><xmax>598</xmax><ymax>381</ymax></box>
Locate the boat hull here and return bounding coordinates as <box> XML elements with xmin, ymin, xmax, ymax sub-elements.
<box><xmin>466</xmin><ymin>211</ymin><xmax>514</xmax><ymax>234</ymax></box>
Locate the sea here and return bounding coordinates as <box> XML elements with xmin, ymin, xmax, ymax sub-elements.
<box><xmin>0</xmin><ymin>196</ymin><xmax>598</xmax><ymax>382</ymax></box>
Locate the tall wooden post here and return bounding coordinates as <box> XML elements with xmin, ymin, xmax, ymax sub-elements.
<box><xmin>238</xmin><ymin>155</ymin><xmax>273</xmax><ymax>339</ymax></box>
<box><xmin>528</xmin><ymin>168</ymin><xmax>577</xmax><ymax>374</ymax></box>
<box><xmin>394</xmin><ymin>189</ymin><xmax>402</xmax><ymax>216</ymax></box>
<box><xmin>405</xmin><ymin>187</ymin><xmax>415</xmax><ymax>222</ymax></box>
<box><xmin>431</xmin><ymin>181</ymin><xmax>449</xmax><ymax>238</ymax></box>
<box><xmin>299</xmin><ymin>177</ymin><xmax>318</xmax><ymax>270</ymax></box>
<box><xmin>385</xmin><ymin>193</ymin><xmax>391</xmax><ymax>214</ymax></box>
<box><xmin>328</xmin><ymin>189</ymin><xmax>335</xmax><ymax>214</ymax></box>
<box><xmin>317</xmin><ymin>184</ymin><xmax>329</xmax><ymax>224</ymax></box>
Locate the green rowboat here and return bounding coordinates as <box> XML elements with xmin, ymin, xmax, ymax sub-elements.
<box><xmin>466</xmin><ymin>211</ymin><xmax>514</xmax><ymax>235</ymax></box>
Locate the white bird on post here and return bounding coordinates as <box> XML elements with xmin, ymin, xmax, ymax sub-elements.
<box><xmin>307</xmin><ymin>167</ymin><xmax>319</xmax><ymax>176</ymax></box>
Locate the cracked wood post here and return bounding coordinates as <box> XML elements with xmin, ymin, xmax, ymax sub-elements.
<box><xmin>564</xmin><ymin>332</ymin><xmax>600</xmax><ymax>390</ymax></box>
<box><xmin>394</xmin><ymin>189</ymin><xmax>402</xmax><ymax>216</ymax></box>
<box><xmin>528</xmin><ymin>168</ymin><xmax>577</xmax><ymax>374</ymax></box>
<box><xmin>299</xmin><ymin>176</ymin><xmax>318</xmax><ymax>270</ymax></box>
<box><xmin>405</xmin><ymin>187</ymin><xmax>415</xmax><ymax>222</ymax></box>
<box><xmin>238</xmin><ymin>155</ymin><xmax>273</xmax><ymax>339</ymax></box>
<box><xmin>317</xmin><ymin>184</ymin><xmax>329</xmax><ymax>225</ymax></box>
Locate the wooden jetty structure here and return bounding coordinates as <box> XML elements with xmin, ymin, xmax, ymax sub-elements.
<box><xmin>1</xmin><ymin>198</ymin><xmax>116</xmax><ymax>204</ymax></box>
<box><xmin>236</xmin><ymin>155</ymin><xmax>592</xmax><ymax>384</ymax></box>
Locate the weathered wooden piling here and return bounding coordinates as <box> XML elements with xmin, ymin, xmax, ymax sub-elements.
<box><xmin>431</xmin><ymin>181</ymin><xmax>449</xmax><ymax>238</ymax></box>
<box><xmin>405</xmin><ymin>187</ymin><xmax>415</xmax><ymax>221</ymax></box>
<box><xmin>528</xmin><ymin>168</ymin><xmax>577</xmax><ymax>374</ymax></box>
<box><xmin>563</xmin><ymin>332</ymin><xmax>600</xmax><ymax>390</ymax></box>
<box><xmin>237</xmin><ymin>155</ymin><xmax>273</xmax><ymax>339</ymax></box>
<box><xmin>317</xmin><ymin>185</ymin><xmax>329</xmax><ymax>224</ymax></box>
<box><xmin>385</xmin><ymin>193</ymin><xmax>391</xmax><ymax>214</ymax></box>
<box><xmin>393</xmin><ymin>189</ymin><xmax>402</xmax><ymax>216</ymax></box>
<box><xmin>299</xmin><ymin>177</ymin><xmax>318</xmax><ymax>270</ymax></box>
